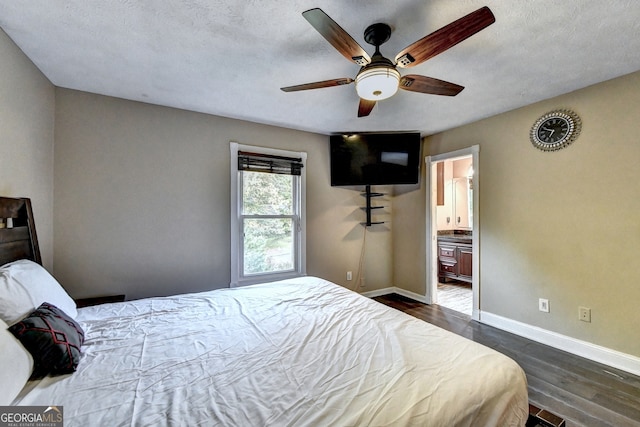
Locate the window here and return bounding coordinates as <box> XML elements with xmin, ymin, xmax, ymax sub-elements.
<box><xmin>230</xmin><ymin>143</ymin><xmax>306</xmax><ymax>286</ymax></box>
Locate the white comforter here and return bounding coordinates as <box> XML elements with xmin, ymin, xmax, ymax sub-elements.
<box><xmin>14</xmin><ymin>277</ymin><xmax>528</xmax><ymax>426</ymax></box>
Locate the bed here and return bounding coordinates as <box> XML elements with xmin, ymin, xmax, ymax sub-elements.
<box><xmin>0</xmin><ymin>196</ymin><xmax>528</xmax><ymax>426</ymax></box>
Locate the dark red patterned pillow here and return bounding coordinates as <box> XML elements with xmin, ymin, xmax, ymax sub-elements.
<box><xmin>9</xmin><ymin>302</ymin><xmax>84</xmax><ymax>379</ymax></box>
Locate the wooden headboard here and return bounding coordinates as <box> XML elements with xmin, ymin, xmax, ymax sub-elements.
<box><xmin>0</xmin><ymin>197</ymin><xmax>41</xmax><ymax>266</ymax></box>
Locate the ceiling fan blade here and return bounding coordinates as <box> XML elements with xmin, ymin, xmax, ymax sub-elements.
<box><xmin>302</xmin><ymin>8</ymin><xmax>371</xmax><ymax>66</ymax></box>
<box><xmin>281</xmin><ymin>78</ymin><xmax>354</xmax><ymax>92</ymax></box>
<box><xmin>358</xmin><ymin>99</ymin><xmax>377</xmax><ymax>117</ymax></box>
<box><xmin>395</xmin><ymin>6</ymin><xmax>495</xmax><ymax>68</ymax></box>
<box><xmin>399</xmin><ymin>75</ymin><xmax>464</xmax><ymax>96</ymax></box>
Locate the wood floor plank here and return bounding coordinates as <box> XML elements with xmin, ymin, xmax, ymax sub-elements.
<box><xmin>373</xmin><ymin>293</ymin><xmax>640</xmax><ymax>427</ymax></box>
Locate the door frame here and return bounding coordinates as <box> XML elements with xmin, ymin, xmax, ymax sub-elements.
<box><xmin>425</xmin><ymin>145</ymin><xmax>480</xmax><ymax>320</ymax></box>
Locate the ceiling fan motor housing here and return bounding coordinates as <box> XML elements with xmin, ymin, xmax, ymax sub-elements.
<box><xmin>364</xmin><ymin>23</ymin><xmax>392</xmax><ymax>46</ymax></box>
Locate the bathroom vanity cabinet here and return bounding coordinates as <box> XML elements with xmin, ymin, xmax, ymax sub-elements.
<box><xmin>437</xmin><ymin>237</ymin><xmax>472</xmax><ymax>283</ymax></box>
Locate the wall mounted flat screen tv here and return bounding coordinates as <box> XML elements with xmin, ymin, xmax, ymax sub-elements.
<box><xmin>330</xmin><ymin>132</ymin><xmax>421</xmax><ymax>186</ymax></box>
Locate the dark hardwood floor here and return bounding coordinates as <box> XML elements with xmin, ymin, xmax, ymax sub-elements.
<box><xmin>373</xmin><ymin>293</ymin><xmax>640</xmax><ymax>427</ymax></box>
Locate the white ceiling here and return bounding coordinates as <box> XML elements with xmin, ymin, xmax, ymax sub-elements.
<box><xmin>2</xmin><ymin>1</ymin><xmax>640</xmax><ymax>136</ymax></box>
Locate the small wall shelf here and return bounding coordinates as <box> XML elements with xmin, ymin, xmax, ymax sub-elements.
<box><xmin>361</xmin><ymin>185</ymin><xmax>385</xmax><ymax>226</ymax></box>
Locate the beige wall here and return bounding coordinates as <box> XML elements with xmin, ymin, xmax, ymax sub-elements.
<box><xmin>54</xmin><ymin>89</ymin><xmax>392</xmax><ymax>300</ymax></box>
<box><xmin>394</xmin><ymin>70</ymin><xmax>640</xmax><ymax>357</ymax></box>
<box><xmin>392</xmin><ymin>181</ymin><xmax>426</xmax><ymax>295</ymax></box>
<box><xmin>0</xmin><ymin>29</ymin><xmax>55</xmax><ymax>268</ymax></box>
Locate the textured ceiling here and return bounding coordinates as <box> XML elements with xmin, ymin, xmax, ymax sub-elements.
<box><xmin>1</xmin><ymin>1</ymin><xmax>640</xmax><ymax>136</ymax></box>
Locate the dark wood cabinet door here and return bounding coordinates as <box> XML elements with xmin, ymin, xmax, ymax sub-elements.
<box><xmin>457</xmin><ymin>245</ymin><xmax>473</xmax><ymax>281</ymax></box>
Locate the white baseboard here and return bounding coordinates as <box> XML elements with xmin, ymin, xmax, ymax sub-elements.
<box><xmin>481</xmin><ymin>311</ymin><xmax>640</xmax><ymax>377</ymax></box>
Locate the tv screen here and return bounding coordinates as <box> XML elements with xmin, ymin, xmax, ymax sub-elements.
<box><xmin>330</xmin><ymin>132</ymin><xmax>421</xmax><ymax>186</ymax></box>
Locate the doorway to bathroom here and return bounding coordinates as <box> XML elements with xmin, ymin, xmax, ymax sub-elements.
<box><xmin>426</xmin><ymin>146</ymin><xmax>479</xmax><ymax>320</ymax></box>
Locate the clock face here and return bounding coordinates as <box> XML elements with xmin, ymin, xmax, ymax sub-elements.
<box><xmin>530</xmin><ymin>110</ymin><xmax>581</xmax><ymax>152</ymax></box>
<box><xmin>536</xmin><ymin>117</ymin><xmax>570</xmax><ymax>143</ymax></box>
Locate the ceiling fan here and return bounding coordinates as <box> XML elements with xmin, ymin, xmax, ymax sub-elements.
<box><xmin>281</xmin><ymin>7</ymin><xmax>495</xmax><ymax>117</ymax></box>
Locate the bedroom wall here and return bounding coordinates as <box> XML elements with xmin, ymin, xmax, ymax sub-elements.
<box><xmin>0</xmin><ymin>29</ymin><xmax>55</xmax><ymax>268</ymax></box>
<box><xmin>53</xmin><ymin>89</ymin><xmax>392</xmax><ymax>300</ymax></box>
<box><xmin>393</xmin><ymin>70</ymin><xmax>640</xmax><ymax>357</ymax></box>
<box><xmin>391</xmin><ymin>181</ymin><xmax>426</xmax><ymax>297</ymax></box>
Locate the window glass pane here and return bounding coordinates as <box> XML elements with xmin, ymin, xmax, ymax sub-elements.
<box><xmin>242</xmin><ymin>171</ymin><xmax>293</xmax><ymax>215</ymax></box>
<box><xmin>243</xmin><ymin>218</ymin><xmax>294</xmax><ymax>274</ymax></box>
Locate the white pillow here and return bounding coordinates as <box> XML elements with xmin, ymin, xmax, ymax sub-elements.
<box><xmin>0</xmin><ymin>317</ymin><xmax>33</xmax><ymax>405</ymax></box>
<box><xmin>0</xmin><ymin>259</ymin><xmax>77</xmax><ymax>325</ymax></box>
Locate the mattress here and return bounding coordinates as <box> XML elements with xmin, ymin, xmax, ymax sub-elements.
<box><xmin>13</xmin><ymin>276</ymin><xmax>528</xmax><ymax>426</ymax></box>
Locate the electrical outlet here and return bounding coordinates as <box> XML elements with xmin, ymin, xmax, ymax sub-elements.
<box><xmin>539</xmin><ymin>298</ymin><xmax>549</xmax><ymax>313</ymax></box>
<box><xmin>346</xmin><ymin>271</ymin><xmax>352</xmax><ymax>281</ymax></box>
<box><xmin>360</xmin><ymin>278</ymin><xmax>365</xmax><ymax>289</ymax></box>
<box><xmin>579</xmin><ymin>306</ymin><xmax>591</xmax><ymax>322</ymax></box>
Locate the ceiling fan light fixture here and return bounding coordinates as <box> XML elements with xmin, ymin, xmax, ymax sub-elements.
<box><xmin>355</xmin><ymin>66</ymin><xmax>400</xmax><ymax>101</ymax></box>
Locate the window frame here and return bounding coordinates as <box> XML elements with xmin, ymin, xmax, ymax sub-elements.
<box><xmin>230</xmin><ymin>142</ymin><xmax>306</xmax><ymax>287</ymax></box>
